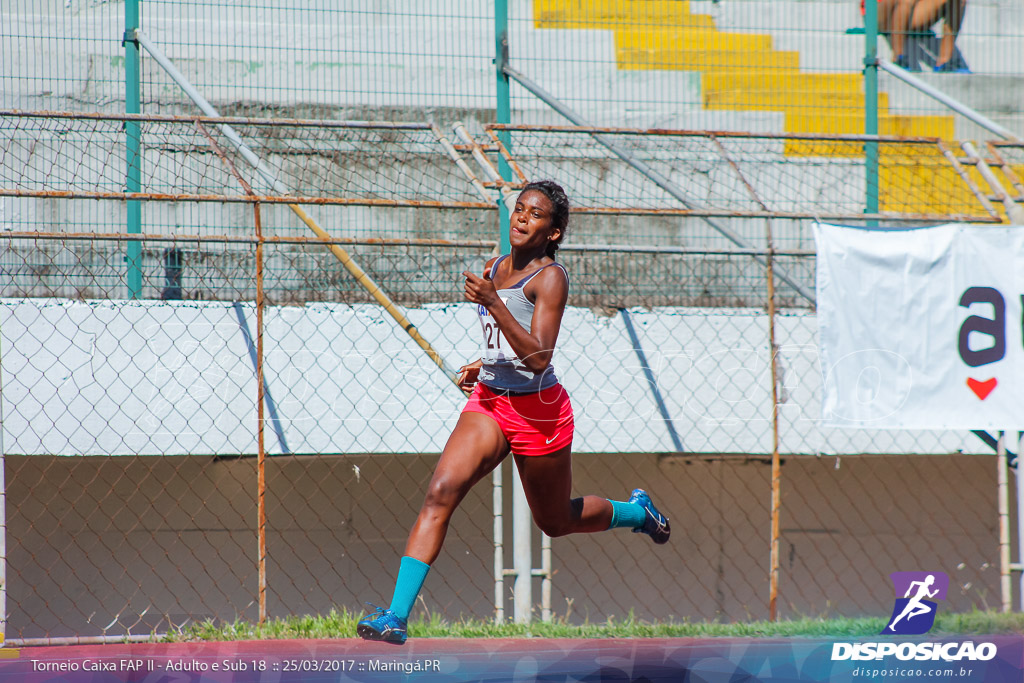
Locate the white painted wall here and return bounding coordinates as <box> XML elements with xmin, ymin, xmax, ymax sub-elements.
<box><xmin>1</xmin><ymin>298</ymin><xmax>989</xmax><ymax>457</ymax></box>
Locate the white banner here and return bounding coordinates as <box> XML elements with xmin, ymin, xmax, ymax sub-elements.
<box><xmin>815</xmin><ymin>222</ymin><xmax>1024</xmax><ymax>430</ymax></box>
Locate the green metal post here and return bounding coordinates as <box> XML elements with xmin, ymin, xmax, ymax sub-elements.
<box><xmin>124</xmin><ymin>0</ymin><xmax>143</xmax><ymax>297</ymax></box>
<box><xmin>864</xmin><ymin>0</ymin><xmax>880</xmax><ymax>223</ymax></box>
<box><xmin>495</xmin><ymin>0</ymin><xmax>512</xmax><ymax>255</ymax></box>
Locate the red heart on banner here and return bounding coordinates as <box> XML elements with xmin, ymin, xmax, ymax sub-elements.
<box><xmin>967</xmin><ymin>377</ymin><xmax>997</xmax><ymax>400</ymax></box>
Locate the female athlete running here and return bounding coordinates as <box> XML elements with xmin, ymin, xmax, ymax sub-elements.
<box><xmin>357</xmin><ymin>180</ymin><xmax>670</xmax><ymax>644</ymax></box>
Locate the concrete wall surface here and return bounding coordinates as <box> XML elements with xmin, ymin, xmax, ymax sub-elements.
<box><xmin>4</xmin><ymin>450</ymin><xmax>1002</xmax><ymax>638</ymax></box>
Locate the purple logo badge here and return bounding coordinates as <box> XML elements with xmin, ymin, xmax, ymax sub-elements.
<box><xmin>883</xmin><ymin>571</ymin><xmax>948</xmax><ymax>635</ymax></box>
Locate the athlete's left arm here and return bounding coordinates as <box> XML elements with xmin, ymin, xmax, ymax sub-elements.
<box><xmin>518</xmin><ymin>266</ymin><xmax>568</xmax><ymax>373</ymax></box>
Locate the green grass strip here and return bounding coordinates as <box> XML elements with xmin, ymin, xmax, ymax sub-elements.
<box><xmin>162</xmin><ymin>608</ymin><xmax>1024</xmax><ymax>642</ymax></box>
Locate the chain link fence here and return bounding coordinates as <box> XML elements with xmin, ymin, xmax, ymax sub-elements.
<box><xmin>1</xmin><ymin>0</ymin><xmax>1023</xmax><ymax>644</ymax></box>
<box><xmin>1</xmin><ymin>108</ymin><xmax>1017</xmax><ymax>641</ymax></box>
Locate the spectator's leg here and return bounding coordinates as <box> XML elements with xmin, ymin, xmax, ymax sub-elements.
<box><xmin>935</xmin><ymin>0</ymin><xmax>967</xmax><ymax>66</ymax></box>
<box><xmin>907</xmin><ymin>0</ymin><xmax>966</xmax><ymax>66</ymax></box>
<box><xmin>877</xmin><ymin>0</ymin><xmax>900</xmax><ymax>35</ymax></box>
<box><xmin>888</xmin><ymin>0</ymin><xmax>918</xmax><ymax>61</ymax></box>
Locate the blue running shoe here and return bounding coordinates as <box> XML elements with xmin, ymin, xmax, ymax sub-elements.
<box><xmin>628</xmin><ymin>488</ymin><xmax>670</xmax><ymax>544</ymax></box>
<box><xmin>357</xmin><ymin>603</ymin><xmax>408</xmax><ymax>645</ymax></box>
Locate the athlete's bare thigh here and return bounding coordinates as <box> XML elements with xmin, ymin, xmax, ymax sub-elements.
<box><xmin>431</xmin><ymin>411</ymin><xmax>510</xmax><ymax>500</ymax></box>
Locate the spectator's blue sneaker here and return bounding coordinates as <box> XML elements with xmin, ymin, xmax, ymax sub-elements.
<box><xmin>628</xmin><ymin>488</ymin><xmax>670</xmax><ymax>544</ymax></box>
<box><xmin>357</xmin><ymin>604</ymin><xmax>408</xmax><ymax>645</ymax></box>
<box><xmin>933</xmin><ymin>61</ymin><xmax>971</xmax><ymax>73</ymax></box>
<box><xmin>893</xmin><ymin>54</ymin><xmax>919</xmax><ymax>71</ymax></box>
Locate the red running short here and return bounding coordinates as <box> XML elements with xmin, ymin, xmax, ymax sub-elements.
<box><xmin>462</xmin><ymin>382</ymin><xmax>574</xmax><ymax>456</ymax></box>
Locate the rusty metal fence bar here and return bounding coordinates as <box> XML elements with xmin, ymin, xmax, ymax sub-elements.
<box><xmin>0</xmin><ymin>233</ymin><xmax>498</xmax><ymax>250</ymax></box>
<box><xmin>0</xmin><ymin>110</ymin><xmax>495</xmax><ymax>213</ymax></box>
<box><xmin>5</xmin><ymin>111</ymin><xmax>1017</xmax><ymax>222</ymax></box>
<box><xmin>253</xmin><ymin>200</ymin><xmax>267</xmax><ymax>625</ymax></box>
<box><xmin>989</xmin><ymin>143</ymin><xmax>1024</xmax><ymax>201</ymax></box>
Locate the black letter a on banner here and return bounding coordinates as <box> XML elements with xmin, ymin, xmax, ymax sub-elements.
<box><xmin>958</xmin><ymin>286</ymin><xmax>1005</xmax><ymax>367</ymax></box>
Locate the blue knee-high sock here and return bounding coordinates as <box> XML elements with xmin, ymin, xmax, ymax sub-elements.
<box><xmin>389</xmin><ymin>556</ymin><xmax>430</xmax><ymax>620</ymax></box>
<box><xmin>607</xmin><ymin>499</ymin><xmax>647</xmax><ymax>530</ymax></box>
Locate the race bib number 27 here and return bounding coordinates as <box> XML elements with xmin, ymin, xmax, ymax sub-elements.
<box><xmin>480</xmin><ymin>299</ymin><xmax>517</xmax><ymax>361</ymax></box>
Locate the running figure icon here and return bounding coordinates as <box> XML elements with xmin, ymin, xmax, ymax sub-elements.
<box><xmin>888</xmin><ymin>574</ymin><xmax>940</xmax><ymax>632</ymax></box>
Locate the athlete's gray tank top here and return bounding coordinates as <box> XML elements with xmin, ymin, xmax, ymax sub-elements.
<box><xmin>477</xmin><ymin>254</ymin><xmax>569</xmax><ymax>394</ymax></box>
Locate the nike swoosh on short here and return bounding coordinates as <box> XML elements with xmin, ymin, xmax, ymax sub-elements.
<box><xmin>545</xmin><ymin>435</ymin><xmax>557</xmax><ymax>444</ymax></box>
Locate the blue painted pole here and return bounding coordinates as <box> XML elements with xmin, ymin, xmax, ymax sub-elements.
<box><xmin>865</xmin><ymin>0</ymin><xmax>880</xmax><ymax>225</ymax></box>
<box><xmin>124</xmin><ymin>0</ymin><xmax>143</xmax><ymax>297</ymax></box>
<box><xmin>495</xmin><ymin>0</ymin><xmax>512</xmax><ymax>255</ymax></box>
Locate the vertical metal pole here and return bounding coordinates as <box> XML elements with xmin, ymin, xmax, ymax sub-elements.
<box><xmin>124</xmin><ymin>0</ymin><xmax>143</xmax><ymax>297</ymax></box>
<box><xmin>493</xmin><ymin>465</ymin><xmax>504</xmax><ymax>624</ymax></box>
<box><xmin>540</xmin><ymin>533</ymin><xmax>551</xmax><ymax>622</ymax></box>
<box><xmin>495</xmin><ymin>0</ymin><xmax>512</xmax><ymax>254</ymax></box>
<box><xmin>0</xmin><ymin>443</ymin><xmax>5</xmax><ymax>647</ymax></box>
<box><xmin>864</xmin><ymin>0</ymin><xmax>880</xmax><ymax>224</ymax></box>
<box><xmin>997</xmin><ymin>432</ymin><xmax>1010</xmax><ymax>612</ymax></box>
<box><xmin>1017</xmin><ymin>432</ymin><xmax>1024</xmax><ymax>611</ymax></box>
<box><xmin>766</xmin><ymin>222</ymin><xmax>781</xmax><ymax>622</ymax></box>
<box><xmin>0</xmin><ymin>311</ymin><xmax>6</xmax><ymax>644</ymax></box>
<box><xmin>512</xmin><ymin>463</ymin><xmax>532</xmax><ymax>624</ymax></box>
<box><xmin>255</xmin><ymin>203</ymin><xmax>267</xmax><ymax>624</ymax></box>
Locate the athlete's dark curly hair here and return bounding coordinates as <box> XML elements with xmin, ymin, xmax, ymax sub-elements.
<box><xmin>519</xmin><ymin>180</ymin><xmax>569</xmax><ymax>258</ymax></box>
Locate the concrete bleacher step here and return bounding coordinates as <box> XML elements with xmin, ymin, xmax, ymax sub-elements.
<box><xmin>877</xmin><ymin>163</ymin><xmax>1003</xmax><ymax>218</ymax></box>
<box><xmin>535</xmin><ymin>0</ymin><xmax>715</xmax><ymax>28</ymax></box>
<box><xmin>534</xmin><ymin>0</ymin><xmax>955</xmax><ymax>143</ymax></box>
<box><xmin>703</xmin><ymin>71</ymin><xmax>898</xmax><ymax>136</ymax></box>
<box><xmin>705</xmin><ymin>88</ymin><xmax>889</xmax><ymax>113</ymax></box>
<box><xmin>616</xmin><ymin>28</ymin><xmax>773</xmax><ymax>52</ymax></box>
<box><xmin>786</xmin><ymin>113</ymin><xmax>954</xmax><ymax>139</ymax></box>
<box><xmin>703</xmin><ymin>72</ymin><xmax>864</xmax><ymax>98</ymax></box>
<box><xmin>618</xmin><ymin>47</ymin><xmax>800</xmax><ymax>72</ymax></box>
